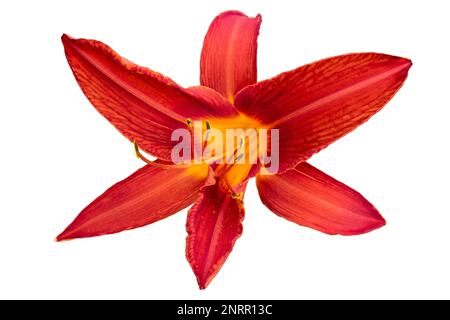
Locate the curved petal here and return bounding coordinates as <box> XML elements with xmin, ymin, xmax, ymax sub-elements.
<box><xmin>62</xmin><ymin>35</ymin><xmax>237</xmax><ymax>161</ymax></box>
<box><xmin>186</xmin><ymin>181</ymin><xmax>246</xmax><ymax>289</ymax></box>
<box><xmin>236</xmin><ymin>53</ymin><xmax>412</xmax><ymax>172</ymax></box>
<box><xmin>256</xmin><ymin>162</ymin><xmax>385</xmax><ymax>235</ymax></box>
<box><xmin>186</xmin><ymin>86</ymin><xmax>237</xmax><ymax>109</ymax></box>
<box><xmin>57</xmin><ymin>163</ymin><xmax>210</xmax><ymax>241</ymax></box>
<box><xmin>200</xmin><ymin>11</ymin><xmax>262</xmax><ymax>102</ymax></box>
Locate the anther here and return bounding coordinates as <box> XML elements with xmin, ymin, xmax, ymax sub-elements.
<box><xmin>133</xmin><ymin>141</ymin><xmax>140</xmax><ymax>159</ymax></box>
<box><xmin>204</xmin><ymin>120</ymin><xmax>211</xmax><ymax>142</ymax></box>
<box><xmin>202</xmin><ymin>120</ymin><xmax>212</xmax><ymax>155</ymax></box>
<box><xmin>238</xmin><ymin>135</ymin><xmax>244</xmax><ymax>150</ymax></box>
<box><xmin>231</xmin><ymin>192</ymin><xmax>243</xmax><ymax>200</ymax></box>
<box><xmin>186</xmin><ymin>118</ymin><xmax>192</xmax><ymax>129</ymax></box>
<box><xmin>235</xmin><ymin>153</ymin><xmax>244</xmax><ymax>162</ymax></box>
<box><xmin>133</xmin><ymin>141</ymin><xmax>152</xmax><ymax>164</ymax></box>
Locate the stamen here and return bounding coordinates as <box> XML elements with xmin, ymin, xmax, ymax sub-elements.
<box><xmin>133</xmin><ymin>141</ymin><xmax>190</xmax><ymax>169</ymax></box>
<box><xmin>238</xmin><ymin>135</ymin><xmax>244</xmax><ymax>151</ymax></box>
<box><xmin>133</xmin><ymin>141</ymin><xmax>141</xmax><ymax>159</ymax></box>
<box><xmin>221</xmin><ymin>174</ymin><xmax>243</xmax><ymax>200</ymax></box>
<box><xmin>235</xmin><ymin>153</ymin><xmax>244</xmax><ymax>162</ymax></box>
<box><xmin>180</xmin><ymin>120</ymin><xmax>256</xmax><ymax>170</ymax></box>
<box><xmin>231</xmin><ymin>192</ymin><xmax>243</xmax><ymax>200</ymax></box>
<box><xmin>225</xmin><ymin>135</ymin><xmax>244</xmax><ymax>164</ymax></box>
<box><xmin>204</xmin><ymin>120</ymin><xmax>211</xmax><ymax>143</ymax></box>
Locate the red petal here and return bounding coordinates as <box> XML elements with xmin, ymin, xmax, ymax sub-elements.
<box><xmin>57</xmin><ymin>164</ymin><xmax>211</xmax><ymax>241</ymax></box>
<box><xmin>256</xmin><ymin>162</ymin><xmax>385</xmax><ymax>235</ymax></box>
<box><xmin>186</xmin><ymin>86</ymin><xmax>236</xmax><ymax>109</ymax></box>
<box><xmin>62</xmin><ymin>35</ymin><xmax>237</xmax><ymax>160</ymax></box>
<box><xmin>186</xmin><ymin>182</ymin><xmax>246</xmax><ymax>289</ymax></box>
<box><xmin>200</xmin><ymin>11</ymin><xmax>262</xmax><ymax>102</ymax></box>
<box><xmin>235</xmin><ymin>53</ymin><xmax>412</xmax><ymax>172</ymax></box>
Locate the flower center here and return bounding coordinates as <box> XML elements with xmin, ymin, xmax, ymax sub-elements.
<box><xmin>134</xmin><ymin>113</ymin><xmax>278</xmax><ymax>199</ymax></box>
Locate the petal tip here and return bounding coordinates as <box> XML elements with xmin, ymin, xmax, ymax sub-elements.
<box><xmin>197</xmin><ymin>280</ymin><xmax>208</xmax><ymax>290</ymax></box>
<box><xmin>376</xmin><ymin>215</ymin><xmax>387</xmax><ymax>228</ymax></box>
<box><xmin>56</xmin><ymin>221</ymin><xmax>86</xmax><ymax>241</ymax></box>
<box><xmin>195</xmin><ymin>273</ymin><xmax>213</xmax><ymax>290</ymax></box>
<box><xmin>216</xmin><ymin>10</ymin><xmax>247</xmax><ymax>18</ymax></box>
<box><xmin>352</xmin><ymin>213</ymin><xmax>386</xmax><ymax>235</ymax></box>
<box><xmin>61</xmin><ymin>33</ymin><xmax>72</xmax><ymax>44</ymax></box>
<box><xmin>55</xmin><ymin>233</ymin><xmax>70</xmax><ymax>242</ymax></box>
<box><xmin>405</xmin><ymin>58</ymin><xmax>413</xmax><ymax>71</ymax></box>
<box><xmin>389</xmin><ymin>55</ymin><xmax>412</xmax><ymax>71</ymax></box>
<box><xmin>55</xmin><ymin>228</ymin><xmax>75</xmax><ymax>242</ymax></box>
<box><xmin>216</xmin><ymin>10</ymin><xmax>262</xmax><ymax>21</ymax></box>
<box><xmin>346</xmin><ymin>206</ymin><xmax>386</xmax><ymax>235</ymax></box>
<box><xmin>398</xmin><ymin>56</ymin><xmax>413</xmax><ymax>70</ymax></box>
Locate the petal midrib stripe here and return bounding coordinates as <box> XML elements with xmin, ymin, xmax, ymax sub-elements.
<box><xmin>66</xmin><ymin>40</ymin><xmax>187</xmax><ymax>124</ymax></box>
<box><xmin>270</xmin><ymin>62</ymin><xmax>410</xmax><ymax>127</ymax></box>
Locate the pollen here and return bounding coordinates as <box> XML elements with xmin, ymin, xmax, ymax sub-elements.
<box><xmin>231</xmin><ymin>192</ymin><xmax>243</xmax><ymax>200</ymax></box>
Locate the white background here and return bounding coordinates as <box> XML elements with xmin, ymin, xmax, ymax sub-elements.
<box><xmin>1</xmin><ymin>0</ymin><xmax>449</xmax><ymax>299</ymax></box>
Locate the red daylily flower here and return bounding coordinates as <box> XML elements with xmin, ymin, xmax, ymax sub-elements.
<box><xmin>58</xmin><ymin>10</ymin><xmax>411</xmax><ymax>289</ymax></box>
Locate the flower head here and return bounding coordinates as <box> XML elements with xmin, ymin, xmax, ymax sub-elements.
<box><xmin>58</xmin><ymin>11</ymin><xmax>411</xmax><ymax>289</ymax></box>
